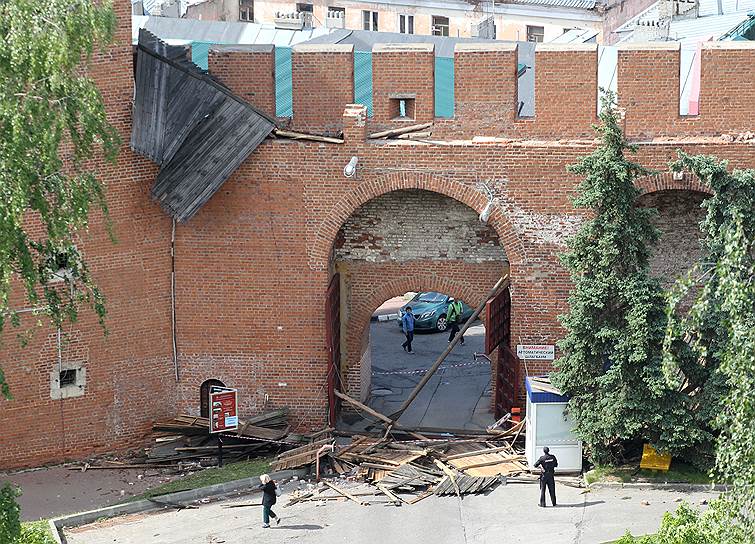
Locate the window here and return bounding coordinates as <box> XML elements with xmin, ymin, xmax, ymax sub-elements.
<box><xmin>527</xmin><ymin>25</ymin><xmax>544</xmax><ymax>42</ymax></box>
<box><xmin>328</xmin><ymin>6</ymin><xmax>345</xmax><ymax>17</ymax></box>
<box><xmin>296</xmin><ymin>2</ymin><xmax>313</xmax><ymax>12</ymax></box>
<box><xmin>363</xmin><ymin>10</ymin><xmax>378</xmax><ymax>31</ymax></box>
<box><xmin>200</xmin><ymin>379</ymin><xmax>226</xmax><ymax>418</ymax></box>
<box><xmin>389</xmin><ymin>95</ymin><xmax>415</xmax><ymax>120</ymax></box>
<box><xmin>50</xmin><ymin>365</ymin><xmax>86</xmax><ymax>399</ymax></box>
<box><xmin>59</xmin><ymin>369</ymin><xmax>77</xmax><ymax>387</ymax></box>
<box><xmin>239</xmin><ymin>0</ymin><xmax>253</xmax><ymax>21</ymax></box>
<box><xmin>399</xmin><ymin>14</ymin><xmax>414</xmax><ymax>34</ymax></box>
<box><xmin>432</xmin><ymin>15</ymin><xmax>449</xmax><ymax>36</ymax></box>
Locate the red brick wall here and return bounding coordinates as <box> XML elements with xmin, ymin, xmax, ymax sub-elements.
<box><xmin>618</xmin><ymin>43</ymin><xmax>682</xmax><ymax>139</ymax></box>
<box><xmin>534</xmin><ymin>45</ymin><xmax>598</xmax><ymax>138</ymax></box>
<box><xmin>451</xmin><ymin>43</ymin><xmax>519</xmax><ymax>138</ymax></box>
<box><xmin>0</xmin><ymin>0</ymin><xmax>177</xmax><ymax>469</ymax></box>
<box><xmin>371</xmin><ymin>43</ymin><xmax>435</xmax><ymax>130</ymax></box>
<box><xmin>208</xmin><ymin>45</ymin><xmax>276</xmax><ymax>117</ymax></box>
<box><xmin>3</xmin><ymin>5</ymin><xmax>755</xmax><ymax>467</ymax></box>
<box><xmin>291</xmin><ymin>44</ymin><xmax>354</xmax><ymax>136</ymax></box>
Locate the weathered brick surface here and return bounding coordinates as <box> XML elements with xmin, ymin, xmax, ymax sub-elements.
<box><xmin>208</xmin><ymin>45</ymin><xmax>276</xmax><ymax>117</ymax></box>
<box><xmin>335</xmin><ymin>189</ymin><xmax>506</xmax><ymax>263</ymax></box>
<box><xmin>637</xmin><ymin>189</ymin><xmax>707</xmax><ymax>284</ymax></box>
<box><xmin>291</xmin><ymin>44</ymin><xmax>354</xmax><ymax>136</ymax></box>
<box><xmin>2</xmin><ymin>3</ymin><xmax>754</xmax><ymax>468</ymax></box>
<box><xmin>371</xmin><ymin>44</ymin><xmax>435</xmax><ymax>130</ymax></box>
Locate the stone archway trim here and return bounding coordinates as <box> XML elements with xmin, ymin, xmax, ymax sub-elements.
<box><xmin>310</xmin><ymin>172</ymin><xmax>526</xmax><ymax>270</ymax></box>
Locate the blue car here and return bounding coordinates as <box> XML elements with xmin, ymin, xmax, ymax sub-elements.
<box><xmin>398</xmin><ymin>292</ymin><xmax>475</xmax><ymax>332</ymax></box>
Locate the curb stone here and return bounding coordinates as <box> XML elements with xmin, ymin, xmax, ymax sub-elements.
<box><xmin>587</xmin><ymin>481</ymin><xmax>727</xmax><ymax>492</ymax></box>
<box><xmin>50</xmin><ymin>468</ymin><xmax>308</xmax><ymax>544</ymax></box>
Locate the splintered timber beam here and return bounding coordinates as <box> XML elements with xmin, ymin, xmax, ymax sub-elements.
<box><xmin>333</xmin><ymin>389</ymin><xmax>429</xmax><ymax>440</ymax></box>
<box><xmin>388</xmin><ymin>275</ymin><xmax>509</xmax><ymax>422</ymax></box>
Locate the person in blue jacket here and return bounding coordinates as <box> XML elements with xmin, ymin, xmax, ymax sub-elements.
<box><xmin>401</xmin><ymin>306</ymin><xmax>415</xmax><ymax>354</ymax></box>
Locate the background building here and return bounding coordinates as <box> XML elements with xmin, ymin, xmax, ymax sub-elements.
<box><xmin>134</xmin><ymin>0</ymin><xmax>663</xmax><ymax>44</ymax></box>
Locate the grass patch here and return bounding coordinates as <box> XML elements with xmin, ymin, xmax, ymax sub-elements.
<box><xmin>19</xmin><ymin>521</ymin><xmax>56</xmax><ymax>544</ymax></box>
<box><xmin>585</xmin><ymin>462</ymin><xmax>712</xmax><ymax>485</ymax></box>
<box><xmin>128</xmin><ymin>457</ymin><xmax>272</xmax><ymax>502</ymax></box>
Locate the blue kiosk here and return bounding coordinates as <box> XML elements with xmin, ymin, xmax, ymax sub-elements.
<box><xmin>525</xmin><ymin>376</ymin><xmax>583</xmax><ymax>473</ymax></box>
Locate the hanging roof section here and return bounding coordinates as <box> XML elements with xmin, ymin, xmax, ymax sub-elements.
<box><xmin>131</xmin><ymin>29</ymin><xmax>276</xmax><ymax>222</ymax></box>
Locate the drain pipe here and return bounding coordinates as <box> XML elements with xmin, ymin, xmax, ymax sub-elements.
<box><xmin>171</xmin><ymin>218</ymin><xmax>179</xmax><ymax>382</ymax></box>
<box><xmin>315</xmin><ymin>443</ymin><xmax>335</xmax><ymax>481</ymax></box>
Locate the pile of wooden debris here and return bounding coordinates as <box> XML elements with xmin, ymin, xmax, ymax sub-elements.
<box><xmin>273</xmin><ymin>419</ymin><xmax>528</xmax><ymax>505</ymax></box>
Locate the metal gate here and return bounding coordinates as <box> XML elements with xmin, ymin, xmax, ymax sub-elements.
<box><xmin>325</xmin><ymin>273</ymin><xmax>342</xmax><ymax>426</ymax></box>
<box><xmin>485</xmin><ymin>284</ymin><xmax>519</xmax><ymax>418</ymax></box>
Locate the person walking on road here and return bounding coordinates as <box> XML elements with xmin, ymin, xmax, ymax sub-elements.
<box><xmin>401</xmin><ymin>306</ymin><xmax>415</xmax><ymax>354</ymax></box>
<box><xmin>535</xmin><ymin>446</ymin><xmax>558</xmax><ymax>507</ymax></box>
<box><xmin>447</xmin><ymin>299</ymin><xmax>465</xmax><ymax>345</ymax></box>
<box><xmin>258</xmin><ymin>474</ymin><xmax>281</xmax><ymax>527</ymax></box>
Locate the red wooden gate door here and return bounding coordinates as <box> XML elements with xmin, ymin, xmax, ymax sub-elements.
<box><xmin>325</xmin><ymin>273</ymin><xmax>342</xmax><ymax>426</ymax></box>
<box><xmin>485</xmin><ymin>283</ymin><xmax>519</xmax><ymax>419</ymax></box>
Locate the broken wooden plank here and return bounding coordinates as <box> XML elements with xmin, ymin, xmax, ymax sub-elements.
<box><xmin>368</xmin><ymin>122</ymin><xmax>433</xmax><ymax>139</ymax></box>
<box><xmin>323</xmin><ymin>481</ymin><xmax>368</xmax><ymax>506</ymax></box>
<box><xmin>273</xmin><ymin>129</ymin><xmax>344</xmax><ymax>144</ymax></box>
<box><xmin>444</xmin><ymin>445</ymin><xmax>515</xmax><ymax>461</ymax></box>
<box><xmin>376</xmin><ymin>484</ymin><xmax>402</xmax><ymax>506</ymax></box>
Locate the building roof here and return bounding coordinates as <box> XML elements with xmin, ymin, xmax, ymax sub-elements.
<box><xmin>132</xmin><ymin>15</ymin><xmax>333</xmax><ymax>46</ymax></box>
<box><xmin>510</xmin><ymin>0</ymin><xmax>598</xmax><ymax>10</ymax></box>
<box><xmin>615</xmin><ymin>0</ymin><xmax>755</xmax><ymax>43</ymax></box>
<box><xmin>131</xmin><ymin>29</ymin><xmax>275</xmax><ymax>222</ymax></box>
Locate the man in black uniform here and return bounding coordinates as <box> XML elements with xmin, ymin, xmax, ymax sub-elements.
<box><xmin>534</xmin><ymin>446</ymin><xmax>558</xmax><ymax>507</ymax></box>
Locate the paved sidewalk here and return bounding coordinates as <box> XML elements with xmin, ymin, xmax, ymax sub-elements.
<box><xmin>65</xmin><ymin>481</ymin><xmax>716</xmax><ymax>544</ymax></box>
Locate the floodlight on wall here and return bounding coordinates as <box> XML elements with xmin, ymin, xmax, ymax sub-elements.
<box><xmin>344</xmin><ymin>156</ymin><xmax>358</xmax><ymax>178</ymax></box>
<box><xmin>479</xmin><ymin>201</ymin><xmax>494</xmax><ymax>223</ymax></box>
<box><xmin>478</xmin><ymin>182</ymin><xmax>495</xmax><ymax>224</ymax></box>
<box><xmin>672</xmin><ymin>170</ymin><xmax>685</xmax><ymax>181</ymax></box>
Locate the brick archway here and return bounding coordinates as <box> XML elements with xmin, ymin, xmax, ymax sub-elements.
<box><xmin>340</xmin><ymin>261</ymin><xmax>507</xmax><ymax>400</ymax></box>
<box><xmin>635</xmin><ymin>172</ymin><xmax>712</xmax><ymax>195</ymax></box>
<box><xmin>310</xmin><ymin>172</ymin><xmax>526</xmax><ymax>271</ymax></box>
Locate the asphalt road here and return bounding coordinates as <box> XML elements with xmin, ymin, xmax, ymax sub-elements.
<box><xmin>363</xmin><ymin>319</ymin><xmax>493</xmax><ymax>430</ymax></box>
<box><xmin>64</xmin><ymin>481</ymin><xmax>717</xmax><ymax>544</ymax></box>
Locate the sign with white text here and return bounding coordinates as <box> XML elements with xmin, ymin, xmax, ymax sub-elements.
<box><xmin>516</xmin><ymin>344</ymin><xmax>555</xmax><ymax>361</ymax></box>
<box><xmin>209</xmin><ymin>387</ymin><xmax>238</xmax><ymax>433</ymax></box>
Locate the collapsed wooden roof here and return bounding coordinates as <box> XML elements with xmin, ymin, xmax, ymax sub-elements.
<box><xmin>131</xmin><ymin>29</ymin><xmax>276</xmax><ymax>222</ymax></box>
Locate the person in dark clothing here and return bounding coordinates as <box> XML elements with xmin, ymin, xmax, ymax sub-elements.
<box><xmin>258</xmin><ymin>474</ymin><xmax>281</xmax><ymax>527</ymax></box>
<box><xmin>534</xmin><ymin>446</ymin><xmax>558</xmax><ymax>507</ymax></box>
<box><xmin>401</xmin><ymin>306</ymin><xmax>415</xmax><ymax>354</ymax></box>
<box><xmin>446</xmin><ymin>299</ymin><xmax>465</xmax><ymax>345</ymax></box>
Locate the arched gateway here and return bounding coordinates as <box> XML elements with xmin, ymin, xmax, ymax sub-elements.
<box><xmin>315</xmin><ymin>174</ymin><xmax>524</xmax><ymax>427</ymax></box>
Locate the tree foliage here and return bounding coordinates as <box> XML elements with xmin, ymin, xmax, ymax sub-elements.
<box><xmin>551</xmin><ymin>94</ymin><xmax>715</xmax><ymax>465</ymax></box>
<box><xmin>663</xmin><ymin>152</ymin><xmax>755</xmax><ymax>539</ymax></box>
<box><xmin>616</xmin><ymin>498</ymin><xmax>751</xmax><ymax>544</ymax></box>
<box><xmin>0</xmin><ymin>0</ymin><xmax>117</xmax><ymax>399</ymax></box>
<box><xmin>0</xmin><ymin>483</ymin><xmax>21</xmax><ymax>544</ymax></box>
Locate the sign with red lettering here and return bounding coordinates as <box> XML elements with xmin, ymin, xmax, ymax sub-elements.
<box><xmin>209</xmin><ymin>387</ymin><xmax>238</xmax><ymax>433</ymax></box>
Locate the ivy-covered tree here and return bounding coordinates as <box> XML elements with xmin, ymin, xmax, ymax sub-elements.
<box><xmin>664</xmin><ymin>153</ymin><xmax>755</xmax><ymax>540</ymax></box>
<box><xmin>551</xmin><ymin>94</ymin><xmax>713</xmax><ymax>465</ymax></box>
<box><xmin>0</xmin><ymin>0</ymin><xmax>117</xmax><ymax>399</ymax></box>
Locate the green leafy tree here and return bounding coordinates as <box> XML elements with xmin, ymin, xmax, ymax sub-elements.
<box><xmin>0</xmin><ymin>0</ymin><xmax>117</xmax><ymax>399</ymax></box>
<box><xmin>0</xmin><ymin>483</ymin><xmax>21</xmax><ymax>544</ymax></box>
<box><xmin>551</xmin><ymin>94</ymin><xmax>712</xmax><ymax>465</ymax></box>
<box><xmin>664</xmin><ymin>152</ymin><xmax>755</xmax><ymax>540</ymax></box>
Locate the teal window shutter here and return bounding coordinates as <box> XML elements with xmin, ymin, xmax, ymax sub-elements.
<box><xmin>191</xmin><ymin>41</ymin><xmax>213</xmax><ymax>71</ymax></box>
<box><xmin>275</xmin><ymin>46</ymin><xmax>293</xmax><ymax>118</ymax></box>
<box><xmin>354</xmin><ymin>51</ymin><xmax>373</xmax><ymax>117</ymax></box>
<box><xmin>434</xmin><ymin>56</ymin><xmax>454</xmax><ymax>118</ymax></box>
